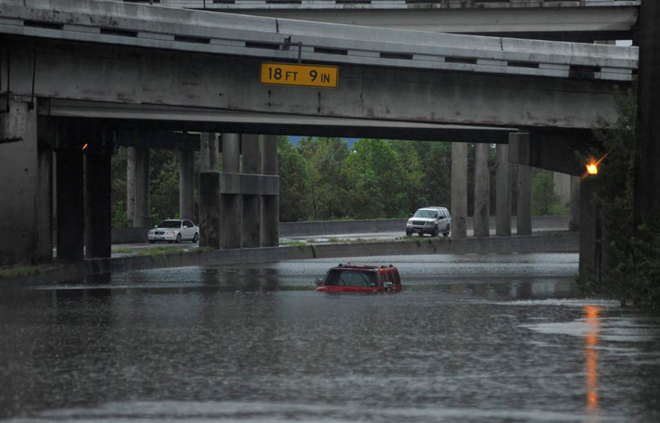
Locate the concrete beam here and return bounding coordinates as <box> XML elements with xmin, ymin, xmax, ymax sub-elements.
<box><xmin>508</xmin><ymin>129</ymin><xmax>594</xmax><ymax>176</ymax></box>
<box><xmin>6</xmin><ymin>36</ymin><xmax>628</xmax><ymax>130</ymax></box>
<box><xmin>197</xmin><ymin>4</ymin><xmax>638</xmax><ymax>42</ymax></box>
<box><xmin>44</xmin><ymin>104</ymin><xmax>516</xmax><ymax>143</ymax></box>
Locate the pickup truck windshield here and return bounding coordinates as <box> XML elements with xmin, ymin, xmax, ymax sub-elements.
<box><xmin>325</xmin><ymin>270</ymin><xmax>378</xmax><ymax>287</ymax></box>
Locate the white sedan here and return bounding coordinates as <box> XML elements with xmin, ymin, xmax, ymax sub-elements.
<box><xmin>148</xmin><ymin>219</ymin><xmax>199</xmax><ymax>244</ymax></box>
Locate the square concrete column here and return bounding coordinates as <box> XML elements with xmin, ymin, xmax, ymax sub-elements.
<box><xmin>221</xmin><ymin>133</ymin><xmax>241</xmax><ymax>249</ymax></box>
<box><xmin>473</xmin><ymin>143</ymin><xmax>490</xmax><ymax>238</ymax></box>
<box><xmin>516</xmin><ymin>164</ymin><xmax>533</xmax><ymax>236</ymax></box>
<box><xmin>199</xmin><ymin>171</ymin><xmax>221</xmax><ymax>249</ymax></box>
<box><xmin>0</xmin><ymin>102</ymin><xmax>43</xmax><ymax>266</ymax></box>
<box><xmin>37</xmin><ymin>147</ymin><xmax>53</xmax><ymax>263</ymax></box>
<box><xmin>569</xmin><ymin>176</ymin><xmax>580</xmax><ymax>232</ymax></box>
<box><xmin>451</xmin><ymin>142</ymin><xmax>468</xmax><ymax>238</ymax></box>
<box><xmin>261</xmin><ymin>134</ymin><xmax>279</xmax><ymax>247</ymax></box>
<box><xmin>200</xmin><ymin>133</ymin><xmax>219</xmax><ymax>172</ymax></box>
<box><xmin>241</xmin><ymin>134</ymin><xmax>261</xmax><ymax>248</ymax></box>
<box><xmin>579</xmin><ymin>178</ymin><xmax>600</xmax><ymax>283</ymax></box>
<box><xmin>127</xmin><ymin>146</ymin><xmax>150</xmax><ymax>228</ymax></box>
<box><xmin>199</xmin><ymin>133</ymin><xmax>220</xmax><ymax>249</ymax></box>
<box><xmin>56</xmin><ymin>149</ymin><xmax>84</xmax><ymax>261</ymax></box>
<box><xmin>179</xmin><ymin>149</ymin><xmax>195</xmax><ymax>222</ymax></box>
<box><xmin>84</xmin><ymin>151</ymin><xmax>112</xmax><ymax>258</ymax></box>
<box><xmin>496</xmin><ymin>144</ymin><xmax>512</xmax><ymax>236</ymax></box>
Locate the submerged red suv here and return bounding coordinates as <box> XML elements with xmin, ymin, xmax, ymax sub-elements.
<box><xmin>315</xmin><ymin>263</ymin><xmax>402</xmax><ymax>293</ymax></box>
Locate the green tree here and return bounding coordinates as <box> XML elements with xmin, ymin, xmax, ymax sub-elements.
<box><xmin>299</xmin><ymin>137</ymin><xmax>350</xmax><ymax>220</ymax></box>
<box><xmin>342</xmin><ymin>139</ymin><xmax>407</xmax><ymax>218</ymax></box>
<box><xmin>278</xmin><ymin>136</ymin><xmax>310</xmax><ymax>222</ymax></box>
<box><xmin>532</xmin><ymin>169</ymin><xmax>558</xmax><ymax>216</ymax></box>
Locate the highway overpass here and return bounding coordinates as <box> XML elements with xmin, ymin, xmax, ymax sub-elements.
<box><xmin>0</xmin><ymin>0</ymin><xmax>639</xmax><ymax>271</ymax></box>
<box><xmin>156</xmin><ymin>0</ymin><xmax>640</xmax><ymax>42</ymax></box>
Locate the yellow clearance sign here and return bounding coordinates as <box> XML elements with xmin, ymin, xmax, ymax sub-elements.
<box><xmin>260</xmin><ymin>63</ymin><xmax>339</xmax><ymax>88</ymax></box>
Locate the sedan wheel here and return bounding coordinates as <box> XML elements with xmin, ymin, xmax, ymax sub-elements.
<box><xmin>175</xmin><ymin>233</ymin><xmax>182</xmax><ymax>244</ymax></box>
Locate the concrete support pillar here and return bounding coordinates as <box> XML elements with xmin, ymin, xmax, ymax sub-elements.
<box><xmin>261</xmin><ymin>134</ymin><xmax>279</xmax><ymax>247</ymax></box>
<box><xmin>127</xmin><ymin>147</ymin><xmax>150</xmax><ymax>228</ymax></box>
<box><xmin>84</xmin><ymin>152</ymin><xmax>112</xmax><ymax>258</ymax></box>
<box><xmin>473</xmin><ymin>143</ymin><xmax>490</xmax><ymax>237</ymax></box>
<box><xmin>199</xmin><ymin>172</ymin><xmax>221</xmax><ymax>249</ymax></box>
<box><xmin>451</xmin><ymin>142</ymin><xmax>468</xmax><ymax>238</ymax></box>
<box><xmin>569</xmin><ymin>176</ymin><xmax>580</xmax><ymax>232</ymax></box>
<box><xmin>221</xmin><ymin>133</ymin><xmax>241</xmax><ymax>249</ymax></box>
<box><xmin>0</xmin><ymin>102</ymin><xmax>44</xmax><ymax>266</ymax></box>
<box><xmin>179</xmin><ymin>149</ymin><xmax>195</xmax><ymax>222</ymax></box>
<box><xmin>56</xmin><ymin>149</ymin><xmax>84</xmax><ymax>261</ymax></box>
<box><xmin>37</xmin><ymin>148</ymin><xmax>53</xmax><ymax>262</ymax></box>
<box><xmin>517</xmin><ymin>164</ymin><xmax>533</xmax><ymax>236</ymax></box>
<box><xmin>242</xmin><ymin>134</ymin><xmax>261</xmax><ymax>248</ymax></box>
<box><xmin>634</xmin><ymin>0</ymin><xmax>660</xmax><ymax>230</ymax></box>
<box><xmin>579</xmin><ymin>178</ymin><xmax>600</xmax><ymax>282</ymax></box>
<box><xmin>200</xmin><ymin>133</ymin><xmax>219</xmax><ymax>172</ymax></box>
<box><xmin>126</xmin><ymin>147</ymin><xmax>135</xmax><ymax>224</ymax></box>
<box><xmin>199</xmin><ymin>133</ymin><xmax>220</xmax><ymax>249</ymax></box>
<box><xmin>496</xmin><ymin>144</ymin><xmax>511</xmax><ymax>236</ymax></box>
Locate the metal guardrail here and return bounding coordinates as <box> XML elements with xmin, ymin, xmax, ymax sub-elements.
<box><xmin>1</xmin><ymin>0</ymin><xmax>637</xmax><ymax>81</ymax></box>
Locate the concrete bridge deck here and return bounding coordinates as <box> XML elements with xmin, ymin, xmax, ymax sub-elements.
<box><xmin>157</xmin><ymin>0</ymin><xmax>640</xmax><ymax>41</ymax></box>
<box><xmin>1</xmin><ymin>0</ymin><xmax>637</xmax><ymax>132</ymax></box>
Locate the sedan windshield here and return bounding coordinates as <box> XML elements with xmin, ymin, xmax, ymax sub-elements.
<box><xmin>413</xmin><ymin>210</ymin><xmax>438</xmax><ymax>219</ymax></box>
<box><xmin>158</xmin><ymin>221</ymin><xmax>181</xmax><ymax>228</ymax></box>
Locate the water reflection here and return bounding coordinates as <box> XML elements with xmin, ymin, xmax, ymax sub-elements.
<box><xmin>584</xmin><ymin>305</ymin><xmax>601</xmax><ymax>415</ymax></box>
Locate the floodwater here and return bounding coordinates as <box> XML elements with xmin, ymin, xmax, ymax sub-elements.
<box><xmin>1</xmin><ymin>253</ymin><xmax>659</xmax><ymax>423</ymax></box>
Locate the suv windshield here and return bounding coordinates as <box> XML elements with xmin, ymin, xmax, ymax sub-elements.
<box><xmin>158</xmin><ymin>221</ymin><xmax>181</xmax><ymax>228</ymax></box>
<box><xmin>325</xmin><ymin>270</ymin><xmax>378</xmax><ymax>288</ymax></box>
<box><xmin>413</xmin><ymin>210</ymin><xmax>438</xmax><ymax>219</ymax></box>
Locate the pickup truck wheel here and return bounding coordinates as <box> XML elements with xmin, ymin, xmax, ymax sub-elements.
<box><xmin>405</xmin><ymin>230</ymin><xmax>412</xmax><ymax>236</ymax></box>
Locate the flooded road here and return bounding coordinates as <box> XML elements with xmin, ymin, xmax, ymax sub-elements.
<box><xmin>1</xmin><ymin>253</ymin><xmax>659</xmax><ymax>422</ymax></box>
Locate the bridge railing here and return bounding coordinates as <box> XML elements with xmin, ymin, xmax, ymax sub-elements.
<box><xmin>152</xmin><ymin>0</ymin><xmax>640</xmax><ymax>10</ymax></box>
<box><xmin>3</xmin><ymin>0</ymin><xmax>638</xmax><ymax>82</ymax></box>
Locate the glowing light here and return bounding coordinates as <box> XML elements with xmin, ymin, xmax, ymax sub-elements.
<box><xmin>586</xmin><ymin>163</ymin><xmax>598</xmax><ymax>175</ymax></box>
<box><xmin>82</xmin><ymin>144</ymin><xmax>89</xmax><ymax>152</ymax></box>
<box><xmin>584</xmin><ymin>305</ymin><xmax>601</xmax><ymax>414</ymax></box>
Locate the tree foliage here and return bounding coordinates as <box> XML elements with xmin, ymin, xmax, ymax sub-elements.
<box><xmin>584</xmin><ymin>88</ymin><xmax>660</xmax><ymax>309</ymax></box>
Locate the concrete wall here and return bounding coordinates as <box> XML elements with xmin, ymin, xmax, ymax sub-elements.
<box><xmin>0</xmin><ymin>104</ymin><xmax>40</xmax><ymax>266</ymax></box>
<box><xmin>9</xmin><ymin>232</ymin><xmax>578</xmax><ymax>284</ymax></box>
<box><xmin>110</xmin><ymin>216</ymin><xmax>570</xmax><ymax>244</ymax></box>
